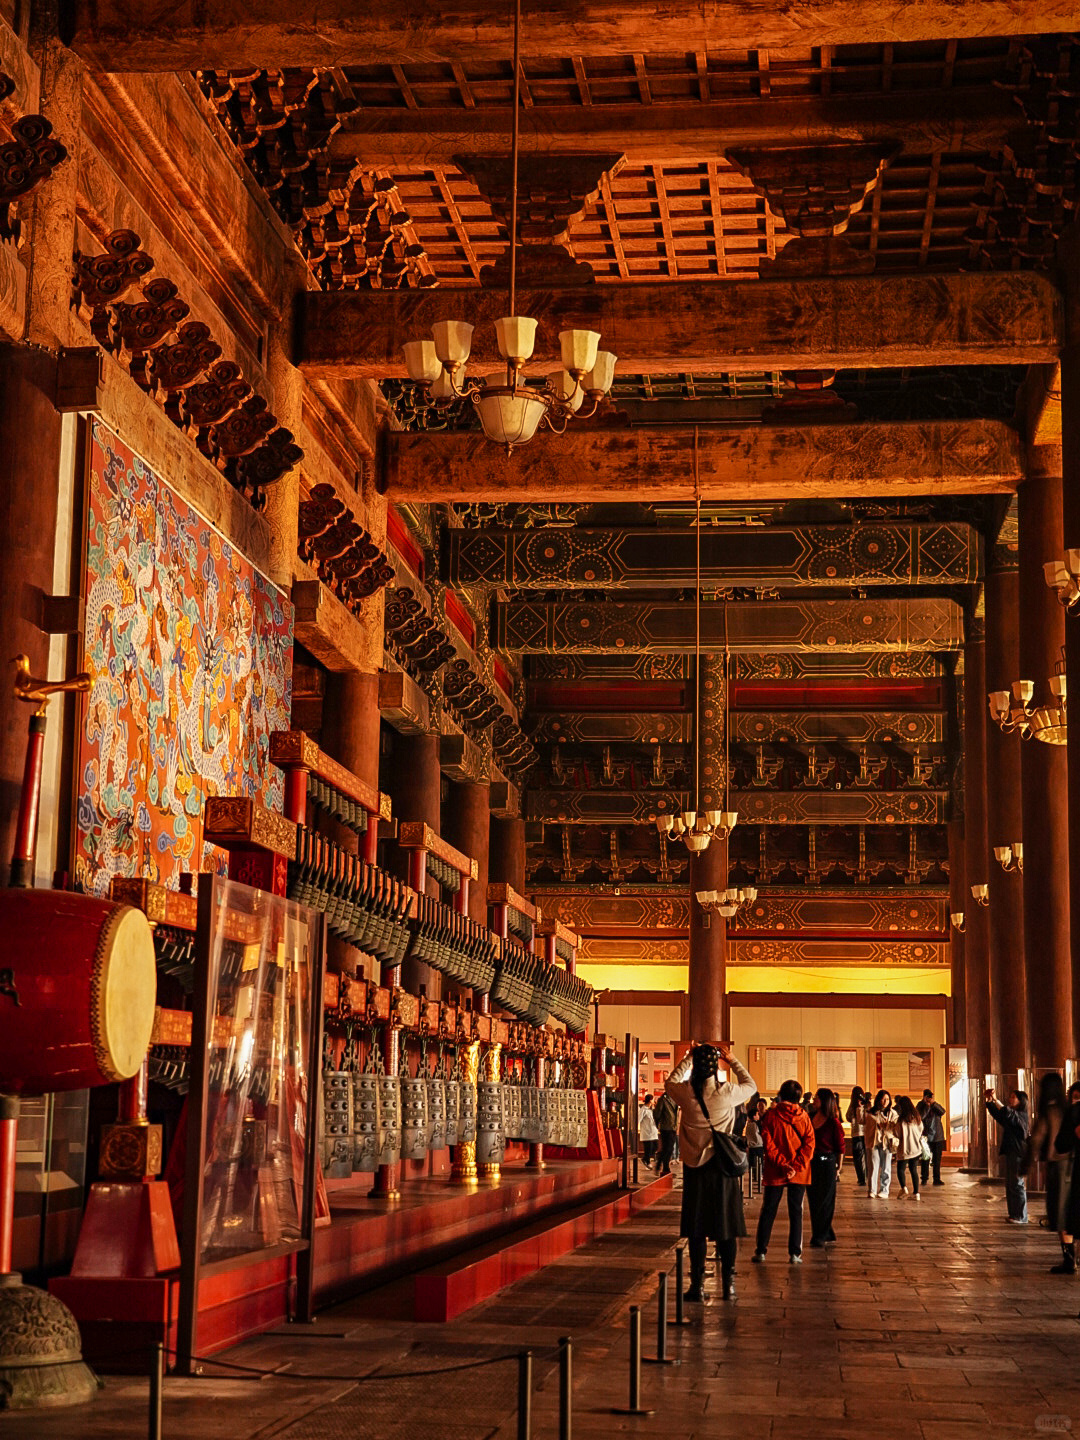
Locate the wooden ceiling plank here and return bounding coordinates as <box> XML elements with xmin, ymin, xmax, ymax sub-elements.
<box><xmin>66</xmin><ymin>1</ymin><xmax>1080</xmax><ymax>70</ymax></box>
<box><xmin>384</xmin><ymin>419</ymin><xmax>1022</xmax><ymax>503</ymax></box>
<box><xmin>299</xmin><ymin>271</ymin><xmax>1062</xmax><ymax>379</ymax></box>
<box><xmin>328</xmin><ymin>89</ymin><xmax>1015</xmax><ymax>166</ymax></box>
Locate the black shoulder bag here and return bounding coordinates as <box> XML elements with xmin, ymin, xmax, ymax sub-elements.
<box><xmin>694</xmin><ymin>1090</ymin><xmax>749</xmax><ymax>1178</ymax></box>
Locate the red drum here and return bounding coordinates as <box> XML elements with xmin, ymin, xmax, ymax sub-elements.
<box><xmin>0</xmin><ymin>890</ymin><xmax>157</xmax><ymax>1095</ymax></box>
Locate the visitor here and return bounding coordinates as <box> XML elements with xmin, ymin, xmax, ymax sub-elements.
<box><xmin>865</xmin><ymin>1089</ymin><xmax>899</xmax><ymax>1200</ymax></box>
<box><xmin>1051</xmin><ymin>1080</ymin><xmax>1080</xmax><ymax>1277</ymax></box>
<box><xmin>808</xmin><ymin>1087</ymin><xmax>845</xmax><ymax>1246</ymax></box>
<box><xmin>639</xmin><ymin>1092</ymin><xmax>658</xmax><ymax>1169</ymax></box>
<box><xmin>745</xmin><ymin>1097</ymin><xmax>766</xmax><ymax>1191</ymax></box>
<box><xmin>985</xmin><ymin>1085</ymin><xmax>1030</xmax><ymax>1223</ymax></box>
<box><xmin>846</xmin><ymin>1086</ymin><xmax>868</xmax><ymax>1187</ymax></box>
<box><xmin>918</xmin><ymin>1088</ymin><xmax>947</xmax><ymax>1186</ymax></box>
<box><xmin>752</xmin><ymin>1080</ymin><xmax>815</xmax><ymax>1265</ymax></box>
<box><xmin>1030</xmin><ymin>1072</ymin><xmax>1072</xmax><ymax>1273</ymax></box>
<box><xmin>665</xmin><ymin>1041</ymin><xmax>758</xmax><ymax>1302</ymax></box>
<box><xmin>654</xmin><ymin>1089</ymin><xmax>678</xmax><ymax>1176</ymax></box>
<box><xmin>894</xmin><ymin>1095</ymin><xmax>924</xmax><ymax>1200</ymax></box>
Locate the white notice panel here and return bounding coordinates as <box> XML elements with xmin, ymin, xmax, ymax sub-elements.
<box><xmin>816</xmin><ymin>1049</ymin><xmax>859</xmax><ymax>1089</ymax></box>
<box><xmin>765</xmin><ymin>1047</ymin><xmax>801</xmax><ymax>1093</ymax></box>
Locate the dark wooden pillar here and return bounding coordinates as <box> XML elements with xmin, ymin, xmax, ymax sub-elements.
<box><xmin>387</xmin><ymin>732</ymin><xmax>442</xmax><ymax>997</ymax></box>
<box><xmin>444</xmin><ymin>778</ymin><xmax>491</xmax><ymax>1011</ymax></box>
<box><xmin>1018</xmin><ymin>466</ymin><xmax>1074</xmax><ymax>1067</ymax></box>
<box><xmin>1061</xmin><ymin>343</ymin><xmax>1080</xmax><ymax>1061</ymax></box>
<box><xmin>489</xmin><ymin>815</ymin><xmax>526</xmax><ymax>894</ymax></box>
<box><xmin>948</xmin><ymin>820</ymin><xmax>966</xmax><ymax>1045</ymax></box>
<box><xmin>688</xmin><ymin>651</ymin><xmax>727</xmax><ymax>1042</ymax></box>
<box><xmin>321</xmin><ymin>670</ymin><xmax>382</xmax><ymax>978</ymax></box>
<box><xmin>0</xmin><ymin>349</ymin><xmax>66</xmax><ymax>887</ymax></box>
<box><xmin>689</xmin><ymin>838</ymin><xmax>727</xmax><ymax>1042</ymax></box>
<box><xmin>963</xmin><ymin>616</ymin><xmax>991</xmax><ymax>1164</ymax></box>
<box><xmin>985</xmin><ymin>560</ymin><xmax>1028</xmax><ymax>1075</ymax></box>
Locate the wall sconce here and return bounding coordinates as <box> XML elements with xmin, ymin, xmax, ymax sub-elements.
<box><xmin>970</xmin><ymin>883</ymin><xmax>990</xmax><ymax>906</ymax></box>
<box><xmin>993</xmin><ymin>843</ymin><xmax>1023</xmax><ymax>874</ymax></box>
<box><xmin>950</xmin><ymin>911</ymin><xmax>966</xmax><ymax>933</ymax></box>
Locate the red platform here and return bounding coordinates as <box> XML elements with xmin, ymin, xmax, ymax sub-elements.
<box><xmin>414</xmin><ymin>1169</ymin><xmax>673</xmax><ymax>1322</ymax></box>
<box><xmin>54</xmin><ymin>1155</ymin><xmax>624</xmax><ymax>1366</ymax></box>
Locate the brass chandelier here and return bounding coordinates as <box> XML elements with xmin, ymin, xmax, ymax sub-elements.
<box><xmin>988</xmin><ymin>652</ymin><xmax>1067</xmax><ymax>746</ymax></box>
<box><xmin>400</xmin><ymin>0</ymin><xmax>616</xmax><ymax>453</ymax></box>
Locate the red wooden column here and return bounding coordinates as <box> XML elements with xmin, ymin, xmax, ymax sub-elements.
<box><xmin>444</xmin><ymin>779</ymin><xmax>490</xmax><ymax>1010</ymax></box>
<box><xmin>947</xmin><ymin>820</ymin><xmax>966</xmax><ymax>1045</ymax></box>
<box><xmin>1059</xmin><ymin>341</ymin><xmax>1080</xmax><ymax>1059</ymax></box>
<box><xmin>1018</xmin><ymin>462</ymin><xmax>1074</xmax><ymax>1067</ymax></box>
<box><xmin>985</xmin><ymin>557</ymin><xmax>1028</xmax><ymax>1076</ymax></box>
<box><xmin>388</xmin><ymin>733</ymin><xmax>443</xmax><ymax>997</ymax></box>
<box><xmin>490</xmin><ymin>816</ymin><xmax>526</xmax><ymax>894</ymax></box>
<box><xmin>964</xmin><ymin>615</ymin><xmax>992</xmax><ymax>1166</ymax></box>
<box><xmin>688</xmin><ymin>651</ymin><xmax>729</xmax><ymax>1042</ymax></box>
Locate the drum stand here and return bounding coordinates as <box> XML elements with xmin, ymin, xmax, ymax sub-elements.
<box><xmin>0</xmin><ymin>662</ymin><xmax>98</xmax><ymax>1408</ymax></box>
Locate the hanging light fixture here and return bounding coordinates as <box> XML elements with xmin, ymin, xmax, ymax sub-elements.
<box><xmin>655</xmin><ymin>474</ymin><xmax>738</xmax><ymax>852</ymax></box>
<box><xmin>696</xmin><ymin>886</ymin><xmax>758</xmax><ymax>919</ymax></box>
<box><xmin>400</xmin><ymin>0</ymin><xmax>616</xmax><ymax>453</ymax></box>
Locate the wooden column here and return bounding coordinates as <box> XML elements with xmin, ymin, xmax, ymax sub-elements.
<box><xmin>1060</xmin><ymin>343</ymin><xmax>1080</xmax><ymax>1060</ymax></box>
<box><xmin>688</xmin><ymin>651</ymin><xmax>728</xmax><ymax>1042</ymax></box>
<box><xmin>489</xmin><ymin>815</ymin><xmax>526</xmax><ymax>894</ymax></box>
<box><xmin>948</xmin><ymin>820</ymin><xmax>967</xmax><ymax>1045</ymax></box>
<box><xmin>985</xmin><ymin>560</ymin><xmax>1028</xmax><ymax>1075</ymax></box>
<box><xmin>443</xmin><ymin>779</ymin><xmax>491</xmax><ymax>1011</ymax></box>
<box><xmin>388</xmin><ymin>732</ymin><xmax>442</xmax><ymax>997</ymax></box>
<box><xmin>1018</xmin><ymin>466</ymin><xmax>1074</xmax><ymax>1067</ymax></box>
<box><xmin>689</xmin><ymin>839</ymin><xmax>727</xmax><ymax>1043</ymax></box>
<box><xmin>320</xmin><ymin>671</ymin><xmax>382</xmax><ymax>977</ymax></box>
<box><xmin>964</xmin><ymin>616</ymin><xmax>991</xmax><ymax>1164</ymax></box>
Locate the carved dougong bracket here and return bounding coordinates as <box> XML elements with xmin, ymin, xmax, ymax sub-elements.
<box><xmin>72</xmin><ymin>229</ymin><xmax>304</xmax><ymax>509</ymax></box>
<box><xmin>459</xmin><ymin>152</ymin><xmax>624</xmax><ymax>287</ymax></box>
<box><xmin>730</xmin><ymin>142</ymin><xmax>897</xmax><ymax>277</ymax></box>
<box><xmin>0</xmin><ymin>108</ymin><xmax>68</xmax><ymax>243</ymax></box>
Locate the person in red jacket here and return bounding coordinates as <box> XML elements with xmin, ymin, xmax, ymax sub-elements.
<box><xmin>752</xmin><ymin>1080</ymin><xmax>816</xmax><ymax>1265</ymax></box>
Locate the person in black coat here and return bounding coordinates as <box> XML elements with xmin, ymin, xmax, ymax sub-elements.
<box><xmin>1052</xmin><ymin>1082</ymin><xmax>1080</xmax><ymax>1270</ymax></box>
<box><xmin>918</xmin><ymin>1088</ymin><xmax>946</xmax><ymax>1186</ymax></box>
<box><xmin>985</xmin><ymin>1086</ymin><xmax>1030</xmax><ymax>1223</ymax></box>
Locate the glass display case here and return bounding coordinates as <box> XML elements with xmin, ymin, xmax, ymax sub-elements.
<box><xmin>13</xmin><ymin>1090</ymin><xmax>89</xmax><ymax>1279</ymax></box>
<box><xmin>177</xmin><ymin>876</ymin><xmax>325</xmax><ymax>1372</ymax></box>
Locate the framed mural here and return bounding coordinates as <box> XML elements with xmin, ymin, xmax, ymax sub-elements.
<box><xmin>74</xmin><ymin>419</ymin><xmax>293</xmax><ymax>895</ymax></box>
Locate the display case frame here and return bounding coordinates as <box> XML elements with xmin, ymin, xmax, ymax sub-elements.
<box><xmin>176</xmin><ymin>876</ymin><xmax>326</xmax><ymax>1374</ymax></box>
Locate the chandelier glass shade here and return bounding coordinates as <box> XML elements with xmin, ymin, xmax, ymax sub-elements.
<box><xmin>696</xmin><ymin>886</ymin><xmax>758</xmax><ymax>919</ymax></box>
<box><xmin>399</xmin><ymin>0</ymin><xmax>616</xmax><ymax>454</ymax></box>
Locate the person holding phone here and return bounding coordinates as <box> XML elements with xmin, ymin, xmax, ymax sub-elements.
<box><xmin>985</xmin><ymin>1085</ymin><xmax>1031</xmax><ymax>1223</ymax></box>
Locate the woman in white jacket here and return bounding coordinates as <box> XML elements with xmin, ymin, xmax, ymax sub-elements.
<box><xmin>864</xmin><ymin>1089</ymin><xmax>899</xmax><ymax>1199</ymax></box>
<box><xmin>666</xmin><ymin>1042</ymin><xmax>758</xmax><ymax>1302</ymax></box>
<box><xmin>893</xmin><ymin>1095</ymin><xmax>924</xmax><ymax>1199</ymax></box>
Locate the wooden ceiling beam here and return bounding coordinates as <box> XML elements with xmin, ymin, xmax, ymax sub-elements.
<box><xmin>331</xmin><ymin>90</ymin><xmax>1014</xmax><ymax>168</ymax></box>
<box><xmin>383</xmin><ymin>419</ymin><xmax>1022</xmax><ymax>504</ymax></box>
<box><xmin>300</xmin><ymin>272</ymin><xmax>1061</xmax><ymax>380</ymax></box>
<box><xmin>64</xmin><ymin>0</ymin><xmax>1080</xmax><ymax>72</ymax></box>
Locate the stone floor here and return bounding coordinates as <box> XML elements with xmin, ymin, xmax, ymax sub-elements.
<box><xmin>7</xmin><ymin>1169</ymin><xmax>1080</xmax><ymax>1438</ymax></box>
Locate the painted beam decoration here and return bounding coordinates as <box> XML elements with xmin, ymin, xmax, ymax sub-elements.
<box><xmin>445</xmin><ymin>523</ymin><xmax>981</xmax><ymax>589</ymax></box>
<box><xmin>733</xmin><ymin>888</ymin><xmax>948</xmax><ymax>934</ymax></box>
<box><xmin>730</xmin><ymin>711</ymin><xmax>946</xmax><ymax>745</ymax></box>
<box><xmin>732</xmin><ymin>938</ymin><xmax>948</xmax><ymax>966</ymax></box>
<box><xmin>731</xmin><ymin>790</ymin><xmax>948</xmax><ymax>825</ymax></box>
<box><xmin>533</xmin><ymin>888</ymin><xmax>691</xmax><ymax>933</ymax></box>
<box><xmin>528</xmin><ymin>711</ymin><xmax>692</xmax><ymax>745</ymax></box>
<box><xmin>496</xmin><ymin>597</ymin><xmax>964</xmax><ymax>654</ymax></box>
<box><xmin>732</xmin><ymin>652</ymin><xmax>945</xmax><ymax>679</ymax></box>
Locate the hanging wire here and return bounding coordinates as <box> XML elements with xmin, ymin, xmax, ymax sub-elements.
<box><xmin>724</xmin><ymin>594</ymin><xmax>731</xmax><ymax>814</ymax></box>
<box><xmin>508</xmin><ymin>0</ymin><xmax>521</xmax><ymax>325</ymax></box>
<box><xmin>694</xmin><ymin>426</ymin><xmax>701</xmax><ymax>819</ymax></box>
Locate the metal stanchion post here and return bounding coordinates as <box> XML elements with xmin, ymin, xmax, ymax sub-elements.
<box><xmin>148</xmin><ymin>1343</ymin><xmax>163</xmax><ymax>1440</ymax></box>
<box><xmin>633</xmin><ymin>1155</ymin><xmax>639</xmax><ymax>1185</ymax></box>
<box><xmin>610</xmin><ymin>1306</ymin><xmax>655</xmax><ymax>1416</ymax></box>
<box><xmin>558</xmin><ymin>1335</ymin><xmax>572</xmax><ymax>1440</ymax></box>
<box><xmin>517</xmin><ymin>1350</ymin><xmax>532</xmax><ymax>1440</ymax></box>
<box><xmin>643</xmin><ymin>1272</ymin><xmax>679</xmax><ymax>1366</ymax></box>
<box><xmin>669</xmin><ymin>1247</ymin><xmax>689</xmax><ymax>1326</ymax></box>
